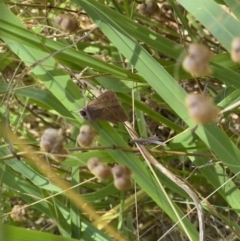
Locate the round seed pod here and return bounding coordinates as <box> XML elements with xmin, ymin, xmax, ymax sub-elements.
<box><xmin>112</xmin><ymin>165</ymin><xmax>132</xmax><ymax>190</ymax></box>
<box><xmin>40</xmin><ymin>128</ymin><xmax>64</xmax><ymax>153</ymax></box>
<box><xmin>114</xmin><ymin>176</ymin><xmax>132</xmax><ymax>190</ymax></box>
<box><xmin>87</xmin><ymin>157</ymin><xmax>112</xmax><ymax>180</ymax></box>
<box><xmin>111</xmin><ymin>165</ymin><xmax>132</xmax><ymax>179</ymax></box>
<box><xmin>185</xmin><ymin>93</ymin><xmax>220</xmax><ymax>124</ymax></box>
<box><xmin>231</xmin><ymin>37</ymin><xmax>240</xmax><ymax>63</ymax></box>
<box><xmin>52</xmin><ymin>148</ymin><xmax>69</xmax><ymax>162</ymax></box>
<box><xmin>182</xmin><ymin>56</ymin><xmax>212</xmax><ymax>77</ymax></box>
<box><xmin>182</xmin><ymin>43</ymin><xmax>213</xmax><ymax>76</ymax></box>
<box><xmin>188</xmin><ymin>44</ymin><xmax>213</xmax><ymax>62</ymax></box>
<box><xmin>10</xmin><ymin>204</ymin><xmax>28</xmax><ymax>221</ymax></box>
<box><xmin>137</xmin><ymin>1</ymin><xmax>159</xmax><ymax>16</ymax></box>
<box><xmin>87</xmin><ymin>157</ymin><xmax>101</xmax><ymax>172</ymax></box>
<box><xmin>77</xmin><ymin>125</ymin><xmax>97</xmax><ymax>148</ymax></box>
<box><xmin>54</xmin><ymin>14</ymin><xmax>78</xmax><ymax>32</ymax></box>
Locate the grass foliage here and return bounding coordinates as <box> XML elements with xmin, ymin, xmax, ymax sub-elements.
<box><xmin>1</xmin><ymin>0</ymin><xmax>240</xmax><ymax>240</ymax></box>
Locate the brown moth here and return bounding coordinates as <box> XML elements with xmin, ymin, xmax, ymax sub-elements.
<box><xmin>79</xmin><ymin>91</ymin><xmax>128</xmax><ymax>122</ymax></box>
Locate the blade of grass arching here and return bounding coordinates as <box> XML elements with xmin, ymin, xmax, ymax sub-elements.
<box><xmin>211</xmin><ymin>62</ymin><xmax>240</xmax><ymax>89</ymax></box>
<box><xmin>213</xmin><ymin>53</ymin><xmax>238</xmax><ymax>69</ymax></box>
<box><xmin>0</xmin><ymin>5</ymin><xmax>83</xmax><ymax>115</ymax></box>
<box><xmin>15</xmin><ymin>87</ymin><xmax>74</xmax><ymax>120</ymax></box>
<box><xmin>177</xmin><ymin>0</ymin><xmax>240</xmax><ymax>51</ymax></box>
<box><xmin>81</xmin><ymin>0</ymin><xmax>182</xmax><ymax>60</ymax></box>
<box><xmin>0</xmin><ymin>152</ymin><xmax>113</xmax><ymax>241</ymax></box>
<box><xmin>134</xmin><ymin>13</ymin><xmax>180</xmax><ymax>38</ymax></box>
<box><xmin>0</xmin><ymin>163</ymin><xmax>71</xmax><ymax>236</ymax></box>
<box><xmin>64</xmin><ymin>149</ymin><xmax>202</xmax><ymax>202</ymax></box>
<box><xmin>3</xmin><ymin>224</ymin><xmax>112</xmax><ymax>241</ymax></box>
<box><xmin>0</xmin><ymin>139</ymin><xmax>109</xmax><ymax>237</ymax></box>
<box><xmin>76</xmin><ymin>0</ymin><xmax>240</xmax><ymax>171</ymax></box>
<box><xmin>217</xmin><ymin>89</ymin><xmax>240</xmax><ymax>110</ymax></box>
<box><xmin>92</xmin><ymin>122</ymin><xmax>199</xmax><ymax>240</ymax></box>
<box><xmin>64</xmin><ymin>145</ymin><xmax>199</xmax><ymax>202</ymax></box>
<box><xmin>0</xmin><ymin>157</ymin><xmax>61</xmax><ymax>193</ymax></box>
<box><xmin>223</xmin><ymin>0</ymin><xmax>240</xmax><ymax>21</ymax></box>
<box><xmin>3</xmin><ymin>225</ymin><xmax>72</xmax><ymax>241</ymax></box>
<box><xmin>70</xmin><ymin>3</ymin><xmax>240</xmax><ymax>89</ymax></box>
<box><xmin>0</xmin><ymin>15</ymin><xmax>141</xmax><ymax>83</ymax></box>
<box><xmin>76</xmin><ymin>0</ymin><xmax>240</xmax><ymax>226</ymax></box>
<box><xmin>171</xmin><ymin>133</ymin><xmax>240</xmax><ymax>219</ymax></box>
<box><xmin>0</xmin><ymin>85</ymin><xmax>74</xmax><ymax>120</ymax></box>
<box><xmin>82</xmin><ymin>184</ymin><xmax>118</xmax><ymax>203</ymax></box>
<box><xmin>192</xmin><ymin>156</ymin><xmax>240</xmax><ymax>217</ymax></box>
<box><xmin>92</xmin><ymin>75</ymin><xmax>132</xmax><ymax>93</ymax></box>
<box><xmin>3</xmin><ymin>1</ymin><xmax>237</xmax><ymax>96</ymax></box>
<box><xmin>0</xmin><ymin>5</ymin><xmax>142</xmax><ymax>120</ymax></box>
<box><xmin>72</xmin><ymin>0</ymin><xmax>240</xmax><ymax>90</ymax></box>
<box><xmin>0</xmin><ymin>162</ymin><xmax>55</xmax><ymax>216</ymax></box>
<box><xmin>70</xmin><ymin>167</ymin><xmax>81</xmax><ymax>239</ymax></box>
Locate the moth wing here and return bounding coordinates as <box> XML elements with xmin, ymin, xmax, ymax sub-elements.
<box><xmin>86</xmin><ymin>104</ymin><xmax>128</xmax><ymax>122</ymax></box>
<box><xmin>83</xmin><ymin>91</ymin><xmax>128</xmax><ymax>122</ymax></box>
<box><xmin>87</xmin><ymin>91</ymin><xmax>117</xmax><ymax>107</ymax></box>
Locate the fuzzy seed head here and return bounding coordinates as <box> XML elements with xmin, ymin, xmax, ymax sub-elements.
<box><xmin>54</xmin><ymin>14</ymin><xmax>78</xmax><ymax>32</ymax></box>
<box><xmin>231</xmin><ymin>37</ymin><xmax>240</xmax><ymax>63</ymax></box>
<box><xmin>182</xmin><ymin>57</ymin><xmax>212</xmax><ymax>77</ymax></box>
<box><xmin>185</xmin><ymin>93</ymin><xmax>220</xmax><ymax>124</ymax></box>
<box><xmin>87</xmin><ymin>157</ymin><xmax>112</xmax><ymax>180</ymax></box>
<box><xmin>182</xmin><ymin>44</ymin><xmax>213</xmax><ymax>76</ymax></box>
<box><xmin>188</xmin><ymin>44</ymin><xmax>213</xmax><ymax>62</ymax></box>
<box><xmin>92</xmin><ymin>164</ymin><xmax>112</xmax><ymax>180</ymax></box>
<box><xmin>137</xmin><ymin>1</ymin><xmax>159</xmax><ymax>16</ymax></box>
<box><xmin>112</xmin><ymin>165</ymin><xmax>132</xmax><ymax>179</ymax></box>
<box><xmin>114</xmin><ymin>177</ymin><xmax>132</xmax><ymax>190</ymax></box>
<box><xmin>40</xmin><ymin>140</ymin><xmax>52</xmax><ymax>153</ymax></box>
<box><xmin>10</xmin><ymin>205</ymin><xmax>28</xmax><ymax>221</ymax></box>
<box><xmin>40</xmin><ymin>128</ymin><xmax>64</xmax><ymax>153</ymax></box>
<box><xmin>87</xmin><ymin>157</ymin><xmax>101</xmax><ymax>172</ymax></box>
<box><xmin>77</xmin><ymin>125</ymin><xmax>97</xmax><ymax>148</ymax></box>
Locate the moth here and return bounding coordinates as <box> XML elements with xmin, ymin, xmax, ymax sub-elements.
<box><xmin>79</xmin><ymin>91</ymin><xmax>128</xmax><ymax>123</ymax></box>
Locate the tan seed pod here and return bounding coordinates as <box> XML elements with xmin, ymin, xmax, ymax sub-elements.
<box><xmin>188</xmin><ymin>44</ymin><xmax>213</xmax><ymax>62</ymax></box>
<box><xmin>182</xmin><ymin>56</ymin><xmax>212</xmax><ymax>77</ymax></box>
<box><xmin>137</xmin><ymin>1</ymin><xmax>160</xmax><ymax>16</ymax></box>
<box><xmin>40</xmin><ymin>128</ymin><xmax>64</xmax><ymax>153</ymax></box>
<box><xmin>114</xmin><ymin>177</ymin><xmax>132</xmax><ymax>190</ymax></box>
<box><xmin>52</xmin><ymin>148</ymin><xmax>69</xmax><ymax>162</ymax></box>
<box><xmin>231</xmin><ymin>37</ymin><xmax>240</xmax><ymax>63</ymax></box>
<box><xmin>182</xmin><ymin>44</ymin><xmax>213</xmax><ymax>76</ymax></box>
<box><xmin>77</xmin><ymin>125</ymin><xmax>97</xmax><ymax>148</ymax></box>
<box><xmin>87</xmin><ymin>157</ymin><xmax>101</xmax><ymax>172</ymax></box>
<box><xmin>185</xmin><ymin>93</ymin><xmax>220</xmax><ymax>124</ymax></box>
<box><xmin>112</xmin><ymin>165</ymin><xmax>132</xmax><ymax>179</ymax></box>
<box><xmin>54</xmin><ymin>14</ymin><xmax>78</xmax><ymax>32</ymax></box>
<box><xmin>10</xmin><ymin>204</ymin><xmax>28</xmax><ymax>221</ymax></box>
<box><xmin>87</xmin><ymin>157</ymin><xmax>112</xmax><ymax>180</ymax></box>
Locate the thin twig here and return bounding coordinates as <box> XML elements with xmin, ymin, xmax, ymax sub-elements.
<box><xmin>0</xmin><ymin>146</ymin><xmax>215</xmax><ymax>162</ymax></box>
